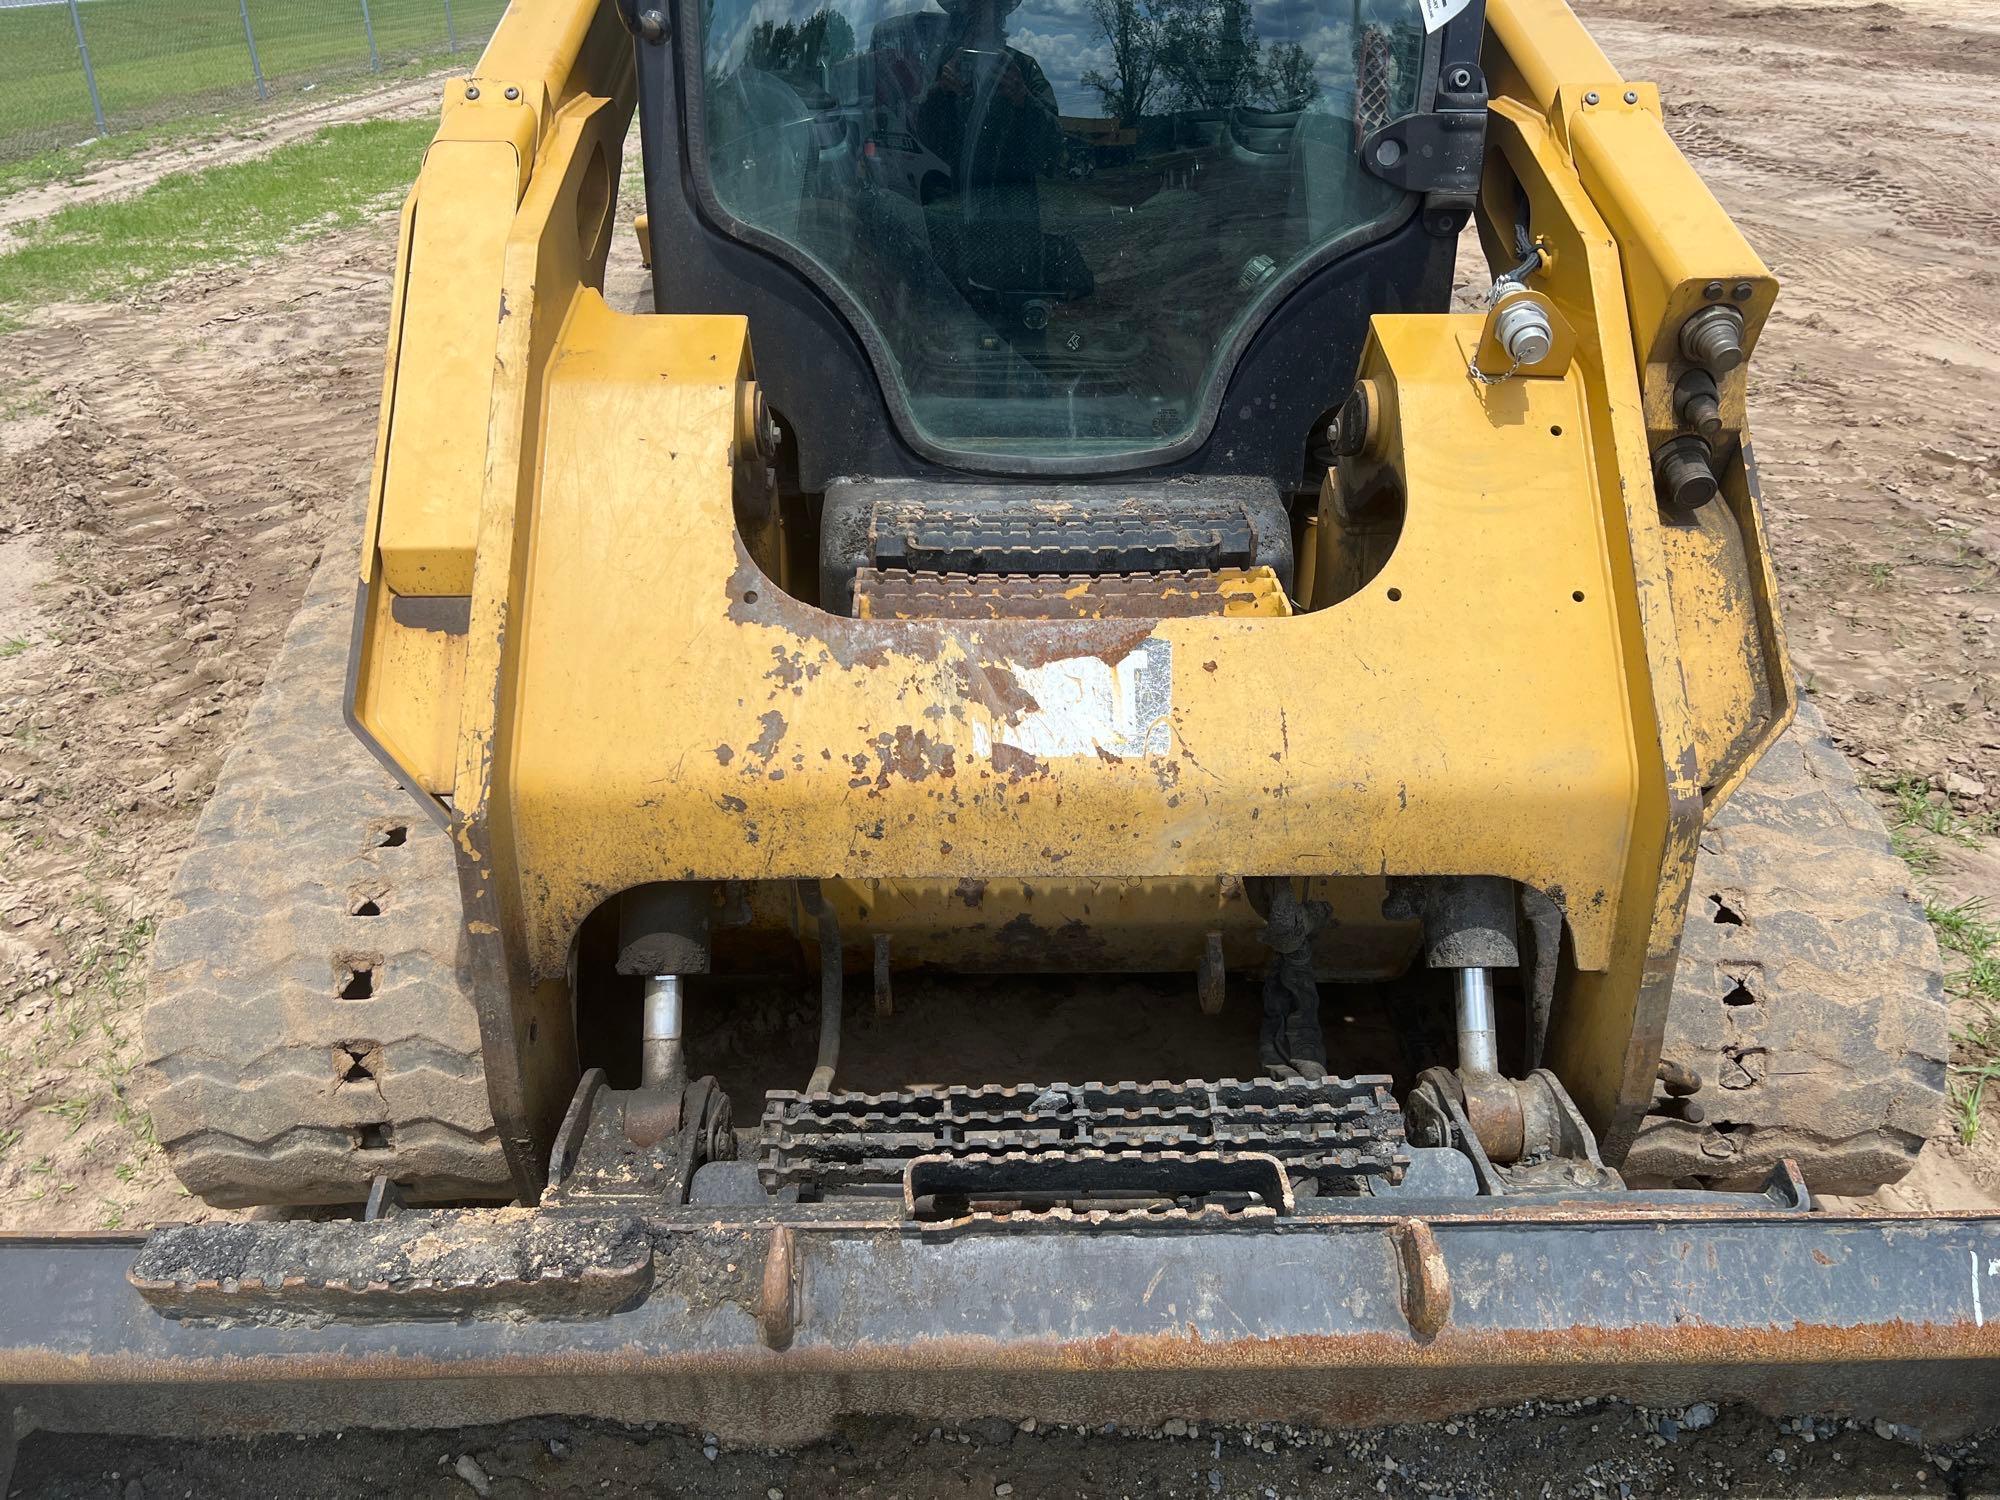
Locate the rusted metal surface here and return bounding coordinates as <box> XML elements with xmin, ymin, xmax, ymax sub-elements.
<box><xmin>756</xmin><ymin>1225</ymin><xmax>796</xmax><ymax>1352</ymax></box>
<box><xmin>757</xmin><ymin>1077</ymin><xmax>1407</xmax><ymax>1197</ymax></box>
<box><xmin>851</xmin><ymin>568</ymin><xmax>1292</xmax><ymax>620</ymax></box>
<box><xmin>1389</xmin><ymin>1218</ymin><xmax>1451</xmax><ymax>1341</ymax></box>
<box><xmin>2</xmin><ymin>1204</ymin><xmax>1998</xmax><ymax>1444</ymax></box>
<box><xmin>130</xmin><ymin>1213</ymin><xmax>650</xmax><ymax>1321</ymax></box>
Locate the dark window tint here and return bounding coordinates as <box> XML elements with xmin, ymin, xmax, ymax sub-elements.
<box><xmin>702</xmin><ymin>0</ymin><xmax>1426</xmax><ymax>459</ymax></box>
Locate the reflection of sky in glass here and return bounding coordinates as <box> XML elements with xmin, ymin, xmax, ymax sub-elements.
<box><xmin>707</xmin><ymin>0</ymin><xmax>1411</xmax><ymax>118</ymax></box>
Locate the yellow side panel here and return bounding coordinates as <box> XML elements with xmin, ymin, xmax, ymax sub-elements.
<box><xmin>353</xmin><ymin>584</ymin><xmax>467</xmax><ymax>797</ymax></box>
<box><xmin>376</xmin><ymin>139</ymin><xmax>520</xmax><ymax>596</ymax></box>
<box><xmin>1661</xmin><ymin>489</ymin><xmax>1775</xmax><ymax>796</ymax></box>
<box><xmin>494</xmin><ymin>299</ymin><xmax>1638</xmax><ymax>989</ymax></box>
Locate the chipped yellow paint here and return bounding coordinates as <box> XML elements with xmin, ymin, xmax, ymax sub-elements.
<box><xmin>346</xmin><ymin>0</ymin><xmax>1789</xmax><ymax>1173</ymax></box>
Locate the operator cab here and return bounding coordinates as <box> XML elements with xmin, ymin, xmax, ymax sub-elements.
<box><xmin>635</xmin><ymin>0</ymin><xmax>1488</xmax><ymax>497</ymax></box>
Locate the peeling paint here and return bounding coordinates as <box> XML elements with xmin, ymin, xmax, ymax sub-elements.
<box><xmin>749</xmin><ymin>711</ymin><xmax>788</xmax><ymax>763</ymax></box>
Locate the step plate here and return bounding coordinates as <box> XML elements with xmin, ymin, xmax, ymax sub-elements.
<box><xmin>851</xmin><ymin>567</ymin><xmax>1292</xmax><ymax>620</ymax></box>
<box><xmin>759</xmin><ymin>1076</ymin><xmax>1408</xmax><ymax>1198</ymax></box>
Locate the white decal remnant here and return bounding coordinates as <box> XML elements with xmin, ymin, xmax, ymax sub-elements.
<box><xmin>1418</xmin><ymin>0</ymin><xmax>1473</xmax><ymax>32</ymax></box>
<box><xmin>973</xmin><ymin>639</ymin><xmax>1172</xmax><ymax>762</ymax></box>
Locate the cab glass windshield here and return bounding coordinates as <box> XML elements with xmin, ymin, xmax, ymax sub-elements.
<box><xmin>699</xmin><ymin>0</ymin><xmax>1427</xmax><ymax>459</ymax></box>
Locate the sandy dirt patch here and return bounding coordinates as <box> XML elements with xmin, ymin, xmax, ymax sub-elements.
<box><xmin>0</xmin><ymin>222</ymin><xmax>402</xmax><ymax>1229</ymax></box>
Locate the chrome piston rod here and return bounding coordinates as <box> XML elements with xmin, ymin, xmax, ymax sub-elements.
<box><xmin>641</xmin><ymin>974</ymin><xmax>686</xmax><ymax>1093</ymax></box>
<box><xmin>1454</xmin><ymin>967</ymin><xmax>1500</xmax><ymax>1076</ymax></box>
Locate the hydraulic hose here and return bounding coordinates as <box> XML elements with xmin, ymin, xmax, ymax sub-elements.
<box><xmin>797</xmin><ymin>882</ymin><xmax>843</xmax><ymax>1093</ymax></box>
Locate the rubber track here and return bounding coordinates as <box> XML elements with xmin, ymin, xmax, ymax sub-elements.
<box><xmin>140</xmin><ymin>542</ymin><xmax>511</xmax><ymax>1209</ymax></box>
<box><xmin>1627</xmin><ymin>701</ymin><xmax>1949</xmax><ymax>1195</ymax></box>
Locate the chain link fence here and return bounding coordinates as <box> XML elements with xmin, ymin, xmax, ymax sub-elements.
<box><xmin>0</xmin><ymin>0</ymin><xmax>514</xmax><ymax>164</ymax></box>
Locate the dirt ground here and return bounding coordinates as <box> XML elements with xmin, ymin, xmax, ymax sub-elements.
<box><xmin>12</xmin><ymin>1406</ymin><xmax>2000</xmax><ymax>1500</ymax></box>
<box><xmin>0</xmin><ymin>0</ymin><xmax>1997</xmax><ymax>1486</ymax></box>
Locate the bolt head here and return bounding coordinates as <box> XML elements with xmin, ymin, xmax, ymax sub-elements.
<box><xmin>1623</xmin><ymin>89</ymin><xmax>1639</xmax><ymax>104</ymax></box>
<box><xmin>1449</xmin><ymin>67</ymin><xmax>1473</xmax><ymax>89</ymax></box>
<box><xmin>504</xmin><ymin>85</ymin><xmax>521</xmax><ymax>101</ymax></box>
<box><xmin>1732</xmin><ymin>281</ymin><xmax>1755</xmax><ymax>302</ymax></box>
<box><xmin>1704</xmin><ymin>280</ymin><xmax>1725</xmax><ymax>301</ymax></box>
<box><xmin>1583</xmin><ymin>90</ymin><xmax>1600</xmax><ymax>106</ymax></box>
<box><xmin>464</xmin><ymin>84</ymin><xmax>481</xmax><ymax>100</ymax></box>
<box><xmin>638</xmin><ymin>7</ymin><xmax>669</xmax><ymax>40</ymax></box>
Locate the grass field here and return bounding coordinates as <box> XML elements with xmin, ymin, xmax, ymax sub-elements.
<box><xmin>0</xmin><ymin>0</ymin><xmax>509</xmax><ymax>158</ymax></box>
<box><xmin>0</xmin><ymin>116</ymin><xmax>432</xmax><ymax>318</ymax></box>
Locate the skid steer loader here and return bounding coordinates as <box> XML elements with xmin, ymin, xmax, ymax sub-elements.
<box><xmin>3</xmin><ymin>0</ymin><xmax>1996</xmax><ymax>1452</ymax></box>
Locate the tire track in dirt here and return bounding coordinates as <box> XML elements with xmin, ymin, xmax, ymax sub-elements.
<box><xmin>0</xmin><ymin>225</ymin><xmax>401</xmax><ymax>1229</ymax></box>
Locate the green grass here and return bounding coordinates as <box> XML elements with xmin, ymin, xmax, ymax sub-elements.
<box><xmin>1930</xmin><ymin>897</ymin><xmax>2000</xmax><ymax>1009</ymax></box>
<box><xmin>1883</xmin><ymin>774</ymin><xmax>1997</xmax><ymax>873</ymax></box>
<box><xmin>0</xmin><ymin>0</ymin><xmax>510</xmax><ymax>161</ymax></box>
<box><xmin>1927</xmin><ymin>897</ymin><xmax>2000</xmax><ymax>1144</ymax></box>
<box><xmin>1882</xmin><ymin>773</ymin><xmax>2000</xmax><ymax>1142</ymax></box>
<box><xmin>0</xmin><ymin>49</ymin><xmax>457</xmax><ymax>198</ymax></box>
<box><xmin>0</xmin><ymin>116</ymin><xmax>431</xmax><ymax>315</ymax></box>
<box><xmin>1951</xmin><ymin>1063</ymin><xmax>2000</xmax><ymax>1146</ymax></box>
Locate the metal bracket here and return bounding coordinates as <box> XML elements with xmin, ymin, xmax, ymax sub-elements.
<box><xmin>1359</xmin><ymin>65</ymin><xmax>1488</xmax><ymax>237</ymax></box>
<box><xmin>545</xmin><ymin>1068</ymin><xmax>737</xmax><ymax>1207</ymax></box>
<box><xmin>616</xmin><ymin>1</ymin><xmax>670</xmax><ymax>41</ymax></box>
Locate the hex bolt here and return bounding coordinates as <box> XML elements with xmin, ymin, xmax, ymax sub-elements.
<box><xmin>1654</xmin><ymin>435</ymin><xmax>1720</xmax><ymax>510</ymax></box>
<box><xmin>1679</xmin><ymin>303</ymin><xmax>1746</xmax><ymax>373</ymax></box>
<box><xmin>1703</xmin><ymin>280</ymin><xmax>1725</xmax><ymax>301</ymax></box>
<box><xmin>1492</xmin><ymin>284</ymin><xmax>1553</xmax><ymax>366</ymax></box>
<box><xmin>638</xmin><ymin>8</ymin><xmax>669</xmax><ymax>41</ymax></box>
<box><xmin>1731</xmin><ymin>280</ymin><xmax>1755</xmax><ymax>302</ymax></box>
<box><xmin>1674</xmin><ymin>369</ymin><xmax>1723</xmax><ymax>439</ymax></box>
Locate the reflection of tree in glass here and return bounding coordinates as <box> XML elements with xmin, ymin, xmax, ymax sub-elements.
<box><xmin>747</xmin><ymin>8</ymin><xmax>857</xmax><ymax>78</ymax></box>
<box><xmin>1157</xmin><ymin>0</ymin><xmax>1259</xmax><ymax>112</ymax></box>
<box><xmin>1079</xmin><ymin>0</ymin><xmax>1323</xmax><ymax>123</ymax></box>
<box><xmin>1256</xmin><ymin>42</ymin><xmax>1320</xmax><ymax>109</ymax></box>
<box><xmin>1079</xmin><ymin>0</ymin><xmax>1162</xmax><ymax>125</ymax></box>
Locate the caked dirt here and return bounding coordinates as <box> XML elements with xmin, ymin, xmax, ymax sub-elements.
<box><xmin>1580</xmin><ymin>0</ymin><xmax>2000</xmax><ymax>1210</ymax></box>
